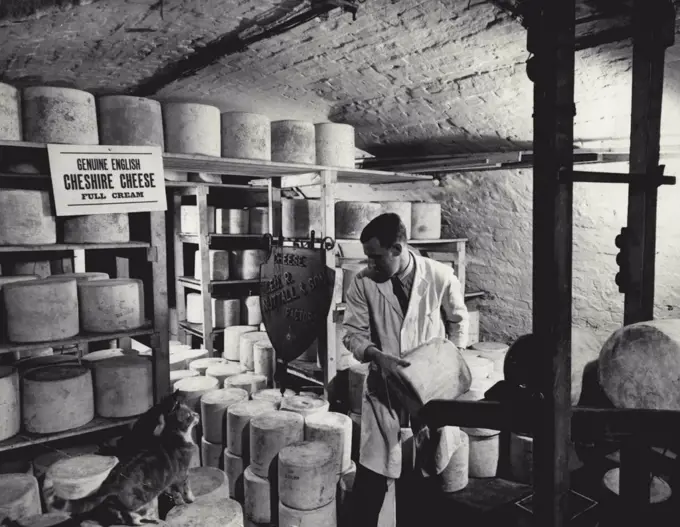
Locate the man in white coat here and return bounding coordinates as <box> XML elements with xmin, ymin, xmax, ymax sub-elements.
<box><xmin>343</xmin><ymin>212</ymin><xmax>469</xmax><ymax>527</ymax></box>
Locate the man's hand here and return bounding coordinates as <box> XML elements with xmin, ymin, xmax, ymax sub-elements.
<box><xmin>365</xmin><ymin>346</ymin><xmax>410</xmax><ymax>376</ymax></box>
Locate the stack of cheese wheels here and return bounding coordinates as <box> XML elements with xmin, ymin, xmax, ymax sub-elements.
<box><xmin>224</xmin><ymin>372</ymin><xmax>267</xmax><ymax>396</ymax></box>
<box><xmin>253</xmin><ymin>340</ymin><xmax>276</xmax><ymax>387</ymax></box>
<box><xmin>435</xmin><ymin>427</ymin><xmax>469</xmax><ymax>493</ymax></box>
<box><xmin>174</xmin><ymin>375</ymin><xmax>219</xmax><ymax>412</ymax></box>
<box><xmin>223</xmin><ymin>325</ymin><xmax>257</xmax><ymax>362</ymax></box>
<box><xmin>280</xmin><ymin>394</ymin><xmax>330</xmax><ymax>418</ymax></box>
<box><xmin>188</xmin><ymin>466</ymin><xmax>230</xmax><ymax>501</ymax></box>
<box><xmin>225</xmin><ymin>400</ymin><xmax>278</xmax><ymax>501</ymax></box>
<box><xmin>282</xmin><ymin>199</ymin><xmax>322</xmax><ymax>238</ymax></box>
<box><xmin>242</xmin><ymin>296</ymin><xmax>262</xmax><ymax>326</ymax></box>
<box><xmin>221</xmin><ymin>112</ymin><xmax>271</xmax><ymax>161</ymax></box>
<box><xmin>0</xmin><ymin>474</ymin><xmax>42</xmax><ymax>521</ymax></box>
<box><xmin>335</xmin><ymin>202</ymin><xmax>382</xmax><ymax>239</ymax></box>
<box><xmin>248</xmin><ymin>207</ymin><xmax>269</xmax><ymax>235</ymax></box>
<box><xmin>163</xmin><ymin>102</ymin><xmax>221</xmax><ymax>156</ymax></box>
<box><xmin>205</xmin><ymin>362</ymin><xmax>245</xmax><ymax>386</ymax></box>
<box><xmin>246</xmin><ymin>411</ymin><xmax>305</xmax><ymax>525</ymax></box>
<box><xmin>252</xmin><ymin>388</ymin><xmax>295</xmax><ymax>408</ymax></box>
<box><xmin>22</xmin><ymin>364</ymin><xmax>94</xmax><ymax>434</ymax></box>
<box><xmin>230</xmin><ymin>249</ymin><xmax>266</xmax><ymax>280</ymax></box>
<box><xmin>240</xmin><ymin>331</ymin><xmax>270</xmax><ymax>371</ymax></box>
<box><xmin>304</xmin><ymin>412</ymin><xmax>353</xmax><ymax>476</ymax></box>
<box><xmin>4</xmin><ymin>277</ymin><xmax>80</xmax><ymax>343</ymax></box>
<box><xmin>271</xmin><ymin>120</ymin><xmax>315</xmax><ymax>164</ymax></box>
<box><xmin>212</xmin><ymin>298</ymin><xmax>240</xmax><ymax>328</ymax></box>
<box><xmin>0</xmin><ymin>275</ymin><xmax>39</xmax><ymax>341</ymax></box>
<box><xmin>92</xmin><ymin>356</ymin><xmax>153</xmax><ymax>418</ymax></box>
<box><xmin>199</xmin><ymin>388</ymin><xmax>249</xmax><ymax>469</ymax></box>
<box><xmin>185</xmin><ymin>293</ymin><xmax>203</xmax><ymax>325</ymax></box>
<box><xmin>315</xmin><ymin>122</ymin><xmax>355</xmax><ymax>168</ymax></box>
<box><xmin>378</xmin><ymin>202</ymin><xmax>412</xmax><ymax>239</ymax></box>
<box><xmin>342</xmin><ymin>263</ymin><xmax>365</xmax><ymax>302</ymax></box>
<box><xmin>0</xmin><ymin>366</ymin><xmax>20</xmax><ymax>442</ymax></box>
<box><xmin>63</xmin><ymin>214</ymin><xmax>130</xmax><ymax>244</ymax></box>
<box><xmin>278</xmin><ymin>441</ymin><xmax>337</xmax><ymax>527</ymax></box>
<box><xmin>194</xmin><ymin>250</ymin><xmax>230</xmax><ymax>281</ymax></box>
<box><xmin>0</xmin><ymin>190</ymin><xmax>57</xmax><ymax>245</ymax></box>
<box><xmin>411</xmin><ymin>202</ymin><xmax>441</xmax><ymax>240</ymax></box>
<box><xmin>189</xmin><ymin>357</ymin><xmax>226</xmax><ymax>376</ymax></box>
<box><xmin>0</xmin><ymin>82</ymin><xmax>21</xmax><ymax>140</ymax></box>
<box><xmin>78</xmin><ymin>278</ymin><xmax>145</xmax><ymax>332</ymax></box>
<box><xmin>22</xmin><ymin>87</ymin><xmax>99</xmax><ymax>144</ymax></box>
<box><xmin>98</xmin><ymin>95</ymin><xmax>164</xmax><ymax>148</ymax></box>
<box><xmin>216</xmin><ymin>208</ymin><xmax>249</xmax><ymax>234</ymax></box>
<box><xmin>471</xmin><ymin>342</ymin><xmax>509</xmax><ymax>374</ymax></box>
<box><xmin>180</xmin><ymin>205</ymin><xmax>216</xmax><ymax>234</ymax></box>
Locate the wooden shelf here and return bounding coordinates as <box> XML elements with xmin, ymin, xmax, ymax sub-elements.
<box><xmin>178</xmin><ymin>276</ymin><xmax>259</xmax><ymax>292</ymax></box>
<box><xmin>0</xmin><ymin>325</ymin><xmax>155</xmax><ymax>355</ymax></box>
<box><xmin>178</xmin><ymin>233</ymin><xmax>266</xmax><ymax>244</ymax></box>
<box><xmin>0</xmin><ymin>416</ymin><xmax>136</xmax><ymax>453</ymax></box>
<box><xmin>0</xmin><ymin>241</ymin><xmax>150</xmax><ymax>253</ymax></box>
<box><xmin>335</xmin><ymin>238</ymin><xmax>468</xmax><ymax>245</ymax></box>
<box><xmin>165</xmin><ymin>181</ymin><xmax>265</xmax><ymax>190</ymax></box>
<box><xmin>178</xmin><ymin>320</ymin><xmax>226</xmax><ymax>339</ymax></box>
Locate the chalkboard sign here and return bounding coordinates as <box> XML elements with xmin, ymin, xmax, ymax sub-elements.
<box><xmin>259</xmin><ymin>244</ymin><xmax>335</xmax><ymax>364</ymax></box>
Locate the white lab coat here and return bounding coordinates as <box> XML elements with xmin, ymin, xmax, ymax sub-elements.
<box><xmin>342</xmin><ymin>252</ymin><xmax>469</xmax><ymax>478</ymax></box>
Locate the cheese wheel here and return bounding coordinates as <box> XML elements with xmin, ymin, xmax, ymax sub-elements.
<box><xmin>223</xmin><ymin>325</ymin><xmax>257</xmax><ymax>361</ymax></box>
<box><xmin>45</xmin><ymin>272</ymin><xmax>109</xmax><ymax>283</ymax></box>
<box><xmin>223</xmin><ymin>450</ymin><xmax>245</xmax><ymax>501</ymax></box>
<box><xmin>83</xmin><ymin>348</ymin><xmax>123</xmax><ymax>362</ymax></box>
<box><xmin>411</xmin><ymin>202</ymin><xmax>441</xmax><ymax>240</ymax></box>
<box><xmin>15</xmin><ymin>355</ymin><xmax>77</xmax><ymax>377</ymax></box>
<box><xmin>186</xmin><ymin>293</ymin><xmax>202</xmax><ymax>324</ymax></box>
<box><xmin>252</xmin><ymin>388</ymin><xmax>295</xmax><ymax>407</ymax></box>
<box><xmin>315</xmin><ymin>122</ymin><xmax>355</xmax><ymax>168</ymax></box>
<box><xmin>378</xmin><ymin>202</ymin><xmax>412</xmax><ymax>239</ymax></box>
<box><xmin>436</xmin><ymin>428</ymin><xmax>469</xmax><ymax>493</ymax></box>
<box><xmin>63</xmin><ymin>214</ymin><xmax>130</xmax><ymax>244</ymax></box>
<box><xmin>22</xmin><ymin>87</ymin><xmax>98</xmax><ymax>144</ymax></box>
<box><xmin>0</xmin><ymin>82</ymin><xmax>21</xmax><ymax>140</ymax></box>
<box><xmin>180</xmin><ymin>205</ymin><xmax>215</xmax><ymax>234</ymax></box>
<box><xmin>78</xmin><ymin>278</ymin><xmax>145</xmax><ymax>332</ymax></box>
<box><xmin>12</xmin><ymin>513</ymin><xmax>71</xmax><ymax>527</ymax></box>
<box><xmin>0</xmin><ymin>190</ymin><xmax>56</xmax><ymax>245</ymax></box>
<box><xmin>174</xmin><ymin>376</ymin><xmax>219</xmax><ymax>411</ymax></box>
<box><xmin>282</xmin><ymin>199</ymin><xmax>322</xmax><ymax>238</ymax></box>
<box><xmin>466</xmin><ymin>433</ymin><xmax>500</xmax><ymax>478</ymax></box>
<box><xmin>164</xmin><ymin>494</ymin><xmax>242</xmax><ymax>527</ymax></box>
<box><xmin>348</xmin><ymin>363</ymin><xmax>369</xmax><ymax>414</ymax></box>
<box><xmin>279</xmin><ymin>498</ymin><xmax>336</xmax><ymax>527</ymax></box>
<box><xmin>0</xmin><ymin>367</ymin><xmax>20</xmax><ymax>442</ymax></box>
<box><xmin>220</xmin><ymin>112</ymin><xmax>271</xmax><ymax>160</ymax></box>
<box><xmin>193</xmin><ymin>250</ymin><xmax>230</xmax><ymax>281</ymax></box>
<box><xmin>183</xmin><ymin>348</ymin><xmax>210</xmax><ymax>363</ymax></box>
<box><xmin>200</xmin><ymin>437</ymin><xmax>223</xmax><ymax>469</ymax></box>
<box><xmin>0</xmin><ymin>474</ymin><xmax>41</xmax><ymax>521</ymax></box>
<box><xmin>602</xmin><ymin>467</ymin><xmax>672</xmax><ymax>504</ymax></box>
<box><xmin>240</xmin><ymin>331</ymin><xmax>270</xmax><ymax>371</ymax></box>
<box><xmin>253</xmin><ymin>340</ymin><xmax>275</xmax><ymax>384</ymax></box>
<box><xmin>342</xmin><ymin>263</ymin><xmax>365</xmax><ymax>302</ymax></box>
<box><xmin>189</xmin><ymin>172</ymin><xmax>222</xmax><ymax>183</ymax></box>
<box><xmin>93</xmin><ymin>355</ymin><xmax>153</xmax><ymax>418</ymax></box>
<box><xmin>304</xmin><ymin>412</ymin><xmax>353</xmax><ymax>474</ymax></box>
<box><xmin>205</xmin><ymin>362</ymin><xmax>246</xmax><ymax>386</ymax></box>
<box><xmin>509</xmin><ymin>433</ymin><xmax>533</xmax><ymax>484</ymax></box>
<box><xmin>189</xmin><ymin>357</ymin><xmax>226</xmax><ymax>376</ymax></box>
<box><xmin>170</xmin><ymin>369</ymin><xmax>199</xmax><ymax>383</ymax></box>
<box><xmin>32</xmin><ymin>444</ymin><xmax>100</xmax><ymax>480</ymax></box>
<box><xmin>164</xmin><ymin>170</ymin><xmax>188</xmax><ymax>181</ymax></box>
<box><xmin>243</xmin><ymin>466</ymin><xmax>273</xmax><ymax>523</ymax></box>
<box><xmin>169</xmin><ymin>353</ymin><xmax>188</xmax><ymax>372</ymax></box>
<box><xmin>189</xmin><ymin>466</ymin><xmax>228</xmax><ymax>501</ymax></box>
<box><xmin>216</xmin><ymin>208</ymin><xmax>249</xmax><ymax>235</ymax></box>
<box><xmin>230</xmin><ymin>250</ymin><xmax>266</xmax><ymax>280</ymax></box>
<box><xmin>163</xmin><ymin>103</ymin><xmax>221</xmax><ymax>156</ymax></box>
<box><xmin>224</xmin><ymin>372</ymin><xmax>267</xmax><ymax>395</ymax></box>
<box><xmin>248</xmin><ymin>207</ymin><xmax>269</xmax><ymax>235</ymax></box>
<box><xmin>249</xmin><ymin>411</ymin><xmax>305</xmax><ymax>478</ymax></box>
<box><xmin>271</xmin><ymin>120</ymin><xmax>315</xmax><ymax>164</ymax></box>
<box><xmin>278</xmin><ymin>441</ymin><xmax>336</xmax><ymax>510</ymax></box>
<box><xmin>280</xmin><ymin>395</ymin><xmax>330</xmax><ymax>418</ymax></box>
<box><xmin>22</xmin><ymin>365</ymin><xmax>94</xmax><ymax>434</ymax></box>
<box><xmin>242</xmin><ymin>296</ymin><xmax>262</xmax><ymax>326</ymax></box>
<box><xmin>11</xmin><ymin>262</ymin><xmax>51</xmax><ymax>279</ymax></box>
<box><xmin>471</xmin><ymin>341</ymin><xmax>508</xmax><ymax>373</ymax></box>
<box><xmin>465</xmin><ymin>355</ymin><xmax>493</xmax><ymax>379</ymax></box>
<box><xmin>98</xmin><ymin>95</ymin><xmax>164</xmax><ymax>148</ymax></box>
<box><xmin>226</xmin><ymin>399</ymin><xmax>278</xmax><ymax>458</ymax></box>
<box><xmin>47</xmin><ymin>454</ymin><xmax>117</xmax><ymax>500</ymax></box>
<box><xmin>335</xmin><ymin>202</ymin><xmax>382</xmax><ymax>239</ymax></box>
<box><xmin>200</xmin><ymin>388</ymin><xmax>249</xmax><ymax>444</ymax></box>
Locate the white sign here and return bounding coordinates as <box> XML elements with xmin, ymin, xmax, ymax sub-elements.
<box><xmin>47</xmin><ymin>144</ymin><xmax>167</xmax><ymax>216</ymax></box>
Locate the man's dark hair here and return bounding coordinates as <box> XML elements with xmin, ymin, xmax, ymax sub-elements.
<box><xmin>359</xmin><ymin>213</ymin><xmax>408</xmax><ymax>247</ymax></box>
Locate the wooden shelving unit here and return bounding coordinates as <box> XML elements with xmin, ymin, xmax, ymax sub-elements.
<box><xmin>0</xmin><ymin>141</ymin><xmax>169</xmax><ymax>454</ymax></box>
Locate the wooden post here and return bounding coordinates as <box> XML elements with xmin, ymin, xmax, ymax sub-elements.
<box><xmin>455</xmin><ymin>240</ymin><xmax>466</xmax><ymax>296</ymax></box>
<box><xmin>173</xmin><ymin>192</ymin><xmax>189</xmax><ymax>345</ymax></box>
<box><xmin>320</xmin><ymin>169</ymin><xmax>337</xmax><ymax>401</ymax></box>
<box><xmin>531</xmin><ymin>0</ymin><xmax>575</xmax><ymax>525</ymax></box>
<box><xmin>196</xmin><ymin>184</ymin><xmax>214</xmax><ymax>354</ymax></box>
<box><xmin>150</xmin><ymin>210</ymin><xmax>170</xmax><ymax>400</ymax></box>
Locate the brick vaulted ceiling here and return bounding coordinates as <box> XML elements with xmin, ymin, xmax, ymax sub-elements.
<box><xmin>1</xmin><ymin>0</ymin><xmax>680</xmax><ymax>157</ymax></box>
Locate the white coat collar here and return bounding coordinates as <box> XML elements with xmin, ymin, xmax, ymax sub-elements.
<box><xmin>375</xmin><ymin>250</ymin><xmax>429</xmax><ymax>318</ymax></box>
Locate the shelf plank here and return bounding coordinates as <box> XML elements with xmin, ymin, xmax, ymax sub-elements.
<box><xmin>0</xmin><ymin>416</ymin><xmax>136</xmax><ymax>453</ymax></box>
<box><xmin>178</xmin><ymin>320</ymin><xmax>226</xmax><ymax>339</ymax></box>
<box><xmin>0</xmin><ymin>326</ymin><xmax>155</xmax><ymax>355</ymax></box>
<box><xmin>0</xmin><ymin>241</ymin><xmax>150</xmax><ymax>253</ymax></box>
<box><xmin>179</xmin><ymin>233</ymin><xmax>266</xmax><ymax>244</ymax></box>
<box><xmin>335</xmin><ymin>238</ymin><xmax>468</xmax><ymax>245</ymax></box>
<box><xmin>165</xmin><ymin>181</ymin><xmax>266</xmax><ymax>190</ymax></box>
<box><xmin>178</xmin><ymin>276</ymin><xmax>259</xmax><ymax>292</ymax></box>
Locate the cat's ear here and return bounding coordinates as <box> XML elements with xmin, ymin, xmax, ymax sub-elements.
<box><xmin>153</xmin><ymin>414</ymin><xmax>166</xmax><ymax>436</ymax></box>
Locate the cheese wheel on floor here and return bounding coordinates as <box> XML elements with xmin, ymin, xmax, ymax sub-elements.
<box><xmin>0</xmin><ymin>82</ymin><xmax>21</xmax><ymax>140</ymax></box>
<box><xmin>32</xmin><ymin>444</ymin><xmax>99</xmax><ymax>480</ymax></box>
<box><xmin>226</xmin><ymin>399</ymin><xmax>278</xmax><ymax>458</ymax></box>
<box><xmin>348</xmin><ymin>363</ymin><xmax>369</xmax><ymax>414</ymax></box>
<box><xmin>22</xmin><ymin>87</ymin><xmax>98</xmax><ymax>144</ymax></box>
<box><xmin>411</xmin><ymin>202</ymin><xmax>441</xmax><ymax>240</ymax></box>
<box><xmin>436</xmin><ymin>428</ymin><xmax>469</xmax><ymax>493</ymax></box>
<box><xmin>471</xmin><ymin>341</ymin><xmax>508</xmax><ymax>373</ymax></box>
<box><xmin>189</xmin><ymin>357</ymin><xmax>226</xmax><ymax>376</ymax></box>
<box><xmin>280</xmin><ymin>394</ymin><xmax>330</xmax><ymax>418</ymax></box>
<box><xmin>200</xmin><ymin>437</ymin><xmax>223</xmax><ymax>469</ymax></box>
<box><xmin>230</xmin><ymin>250</ymin><xmax>266</xmax><ymax>280</ymax></box>
<box><xmin>223</xmin><ymin>325</ymin><xmax>257</xmax><ymax>361</ymax></box>
<box><xmin>63</xmin><ymin>214</ymin><xmax>130</xmax><ymax>244</ymax></box>
<box><xmin>242</xmin><ymin>296</ymin><xmax>262</xmax><ymax>326</ymax></box>
<box><xmin>271</xmin><ymin>120</ymin><xmax>316</xmax><ymax>164</ymax></box>
<box><xmin>193</xmin><ymin>250</ymin><xmax>229</xmax><ymax>281</ymax></box>
<box><xmin>240</xmin><ymin>331</ymin><xmax>270</xmax><ymax>371</ymax></box>
<box><xmin>92</xmin><ymin>356</ymin><xmax>153</xmax><ymax>418</ymax></box>
<box><xmin>252</xmin><ymin>388</ymin><xmax>295</xmax><ymax>407</ymax></box>
<box><xmin>188</xmin><ymin>466</ymin><xmax>228</xmax><ymax>501</ymax></box>
<box><xmin>0</xmin><ymin>366</ymin><xmax>20</xmax><ymax>442</ymax></box>
<box><xmin>98</xmin><ymin>95</ymin><xmax>164</xmax><ymax>148</ymax></box>
<box><xmin>335</xmin><ymin>202</ymin><xmax>382</xmax><ymax>240</ymax></box>
<box><xmin>249</xmin><ymin>410</ymin><xmax>304</xmax><ymax>478</ymax></box>
<box><xmin>164</xmin><ymin>494</ymin><xmax>242</xmax><ymax>527</ymax></box>
<box><xmin>78</xmin><ymin>279</ymin><xmax>145</xmax><ymax>333</ymax></box>
<box><xmin>221</xmin><ymin>112</ymin><xmax>271</xmax><ymax>161</ymax></box>
<box><xmin>212</xmin><ymin>298</ymin><xmax>240</xmax><ymax>329</ymax></box>
<box><xmin>0</xmin><ymin>190</ymin><xmax>56</xmax><ymax>245</ymax></box>
<box><xmin>170</xmin><ymin>369</ymin><xmax>199</xmax><ymax>383</ymax></box>
<box><xmin>174</xmin><ymin>376</ymin><xmax>219</xmax><ymax>411</ymax></box>
<box><xmin>464</xmin><ymin>356</ymin><xmax>493</xmax><ymax>380</ymax></box>
<box><xmin>163</xmin><ymin>102</ymin><xmax>221</xmax><ymax>156</ymax></box>
<box><xmin>279</xmin><ymin>498</ymin><xmax>337</xmax><ymax>527</ymax></box>
<box><xmin>282</xmin><ymin>198</ymin><xmax>322</xmax><ymax>238</ymax></box>
<box><xmin>205</xmin><ymin>362</ymin><xmax>245</xmax><ymax>386</ymax></box>
<box><xmin>278</xmin><ymin>441</ymin><xmax>336</xmax><ymax>510</ymax></box>
<box><xmin>216</xmin><ymin>208</ymin><xmax>249</xmax><ymax>234</ymax></box>
<box><xmin>315</xmin><ymin>122</ymin><xmax>355</xmax><ymax>168</ymax></box>
<box><xmin>378</xmin><ymin>202</ymin><xmax>412</xmax><ymax>239</ymax></box>
<box><xmin>304</xmin><ymin>412</ymin><xmax>353</xmax><ymax>475</ymax></box>
<box><xmin>224</xmin><ymin>372</ymin><xmax>267</xmax><ymax>395</ymax></box>
<box><xmin>244</xmin><ymin>466</ymin><xmax>273</xmax><ymax>524</ymax></box>
<box><xmin>0</xmin><ymin>474</ymin><xmax>41</xmax><ymax>521</ymax></box>
<box><xmin>253</xmin><ymin>340</ymin><xmax>275</xmax><ymax>385</ymax></box>
<box><xmin>22</xmin><ymin>364</ymin><xmax>94</xmax><ymax>434</ymax></box>
<box><xmin>224</xmin><ymin>450</ymin><xmax>245</xmax><ymax>501</ymax></box>
<box><xmin>465</xmin><ymin>432</ymin><xmax>500</xmax><ymax>478</ymax></box>
<box><xmin>200</xmin><ymin>388</ymin><xmax>248</xmax><ymax>444</ymax></box>
<box><xmin>47</xmin><ymin>454</ymin><xmax>118</xmax><ymax>500</ymax></box>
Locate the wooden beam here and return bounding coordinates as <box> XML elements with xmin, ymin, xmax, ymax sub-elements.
<box><xmin>320</xmin><ymin>169</ymin><xmax>338</xmax><ymax>402</ymax></box>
